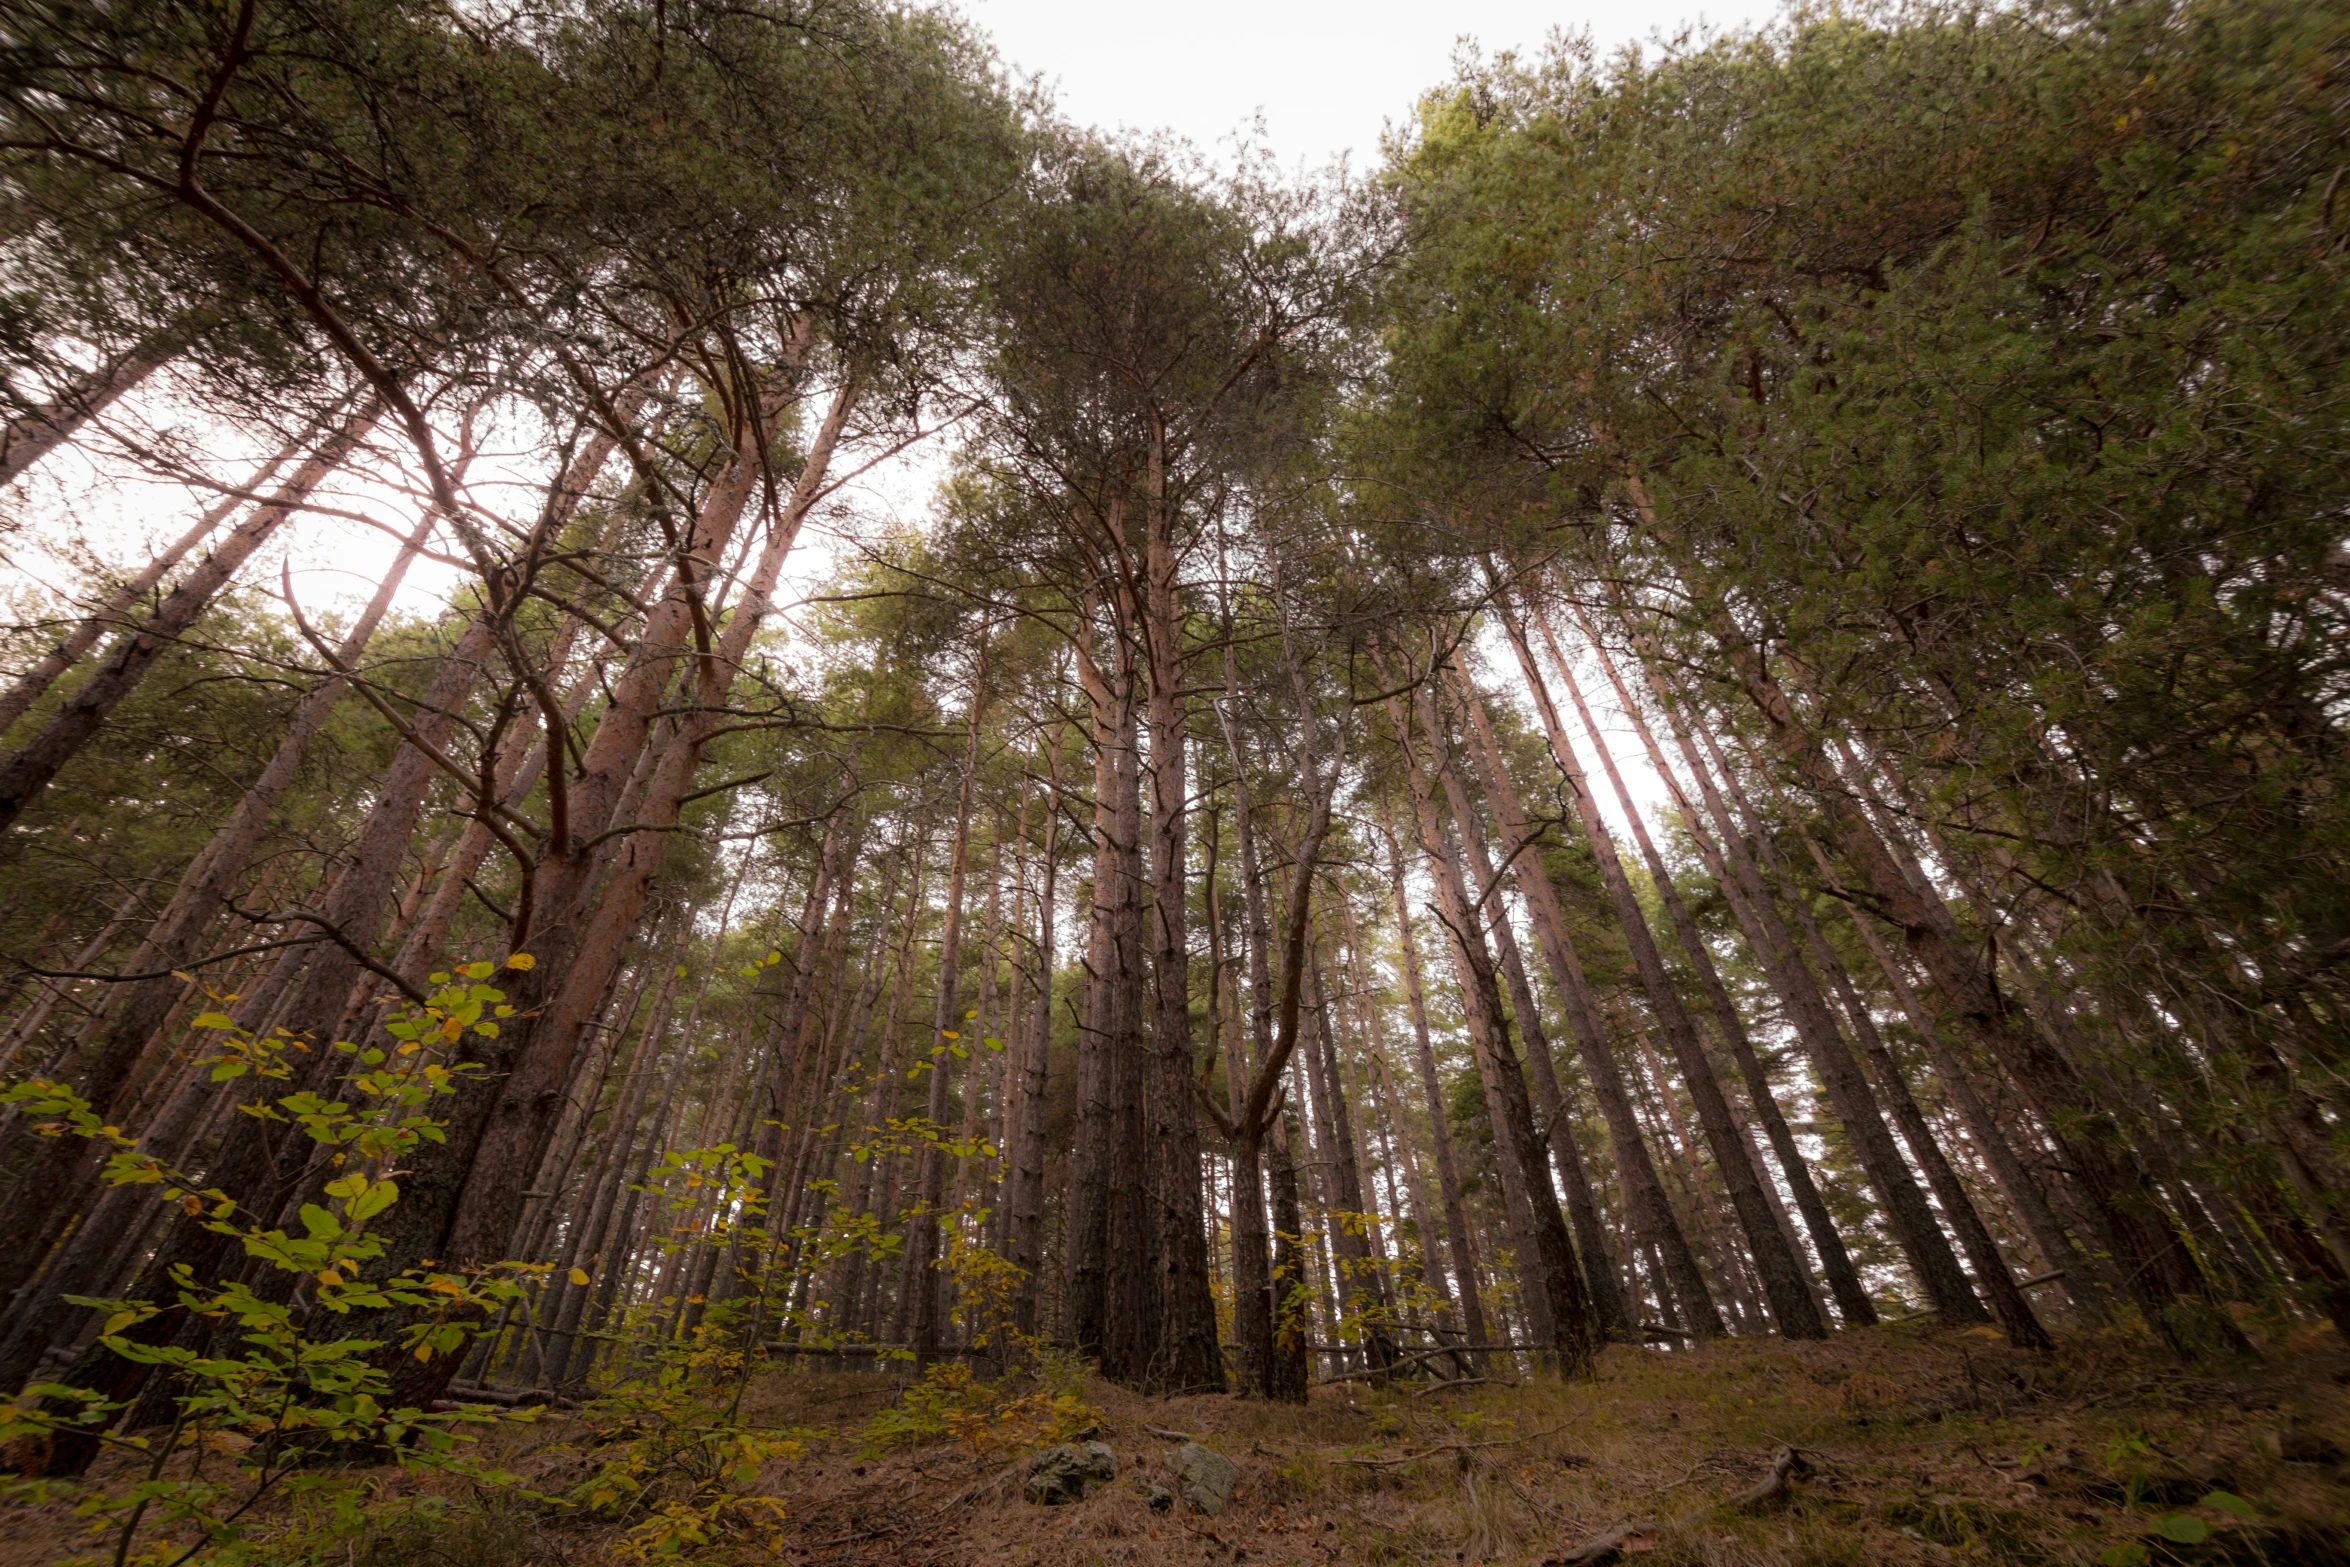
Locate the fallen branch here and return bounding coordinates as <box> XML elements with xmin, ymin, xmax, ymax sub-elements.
<box><xmin>438</xmin><ymin>1383</ymin><xmax>577</xmax><ymax>1410</ymax></box>
<box><xmin>1546</xmin><ymin>1519</ymin><xmax>1659</xmax><ymax>1566</ymax></box>
<box><xmin>1411</xmin><ymin>1376</ymin><xmax>1492</xmax><ymax>1396</ymax></box>
<box><xmin>1736</xmin><ymin>1445</ymin><xmax>1812</xmax><ymax>1510</ymax></box>
<box><xmin>1316</xmin><ymin>1342</ymin><xmax>1474</xmax><ymax>1385</ymax></box>
<box><xmin>1331</xmin><ymin>1420</ymin><xmax>1571</xmax><ymax>1469</ymax></box>
<box><xmin>1144</xmin><ymin>1424</ymin><xmax>1198</xmax><ymax>1443</ymax></box>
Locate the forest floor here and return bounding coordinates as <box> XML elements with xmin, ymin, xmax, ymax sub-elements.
<box><xmin>2</xmin><ymin>1314</ymin><xmax>2345</xmax><ymax>1566</ymax></box>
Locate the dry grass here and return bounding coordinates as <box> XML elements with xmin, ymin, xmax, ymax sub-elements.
<box><xmin>4</xmin><ymin>1316</ymin><xmax>2346</xmax><ymax>1566</ymax></box>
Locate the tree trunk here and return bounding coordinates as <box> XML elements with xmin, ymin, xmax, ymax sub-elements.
<box><xmin>1007</xmin><ymin>752</ymin><xmax>1059</xmax><ymax>1339</ymax></box>
<box><xmin>1716</xmin><ymin>637</ymin><xmax>2245</xmax><ymax>1357</ymax></box>
<box><xmin>0</xmin><ymin>338</ymin><xmax>173</xmax><ymax>489</ymax></box>
<box><xmin>1376</xmin><ymin>824</ymin><xmax>1491</xmax><ymax>1351</ymax></box>
<box><xmin>1579</xmin><ymin>623</ymin><xmax>1886</xmax><ymax>1328</ymax></box>
<box><xmin>413</xmin><ymin>379</ymin><xmax>852</xmax><ymax>1314</ymax></box>
<box><xmin>1437</xmin><ymin>695</ymin><xmax>1633</xmax><ymax>1335</ymax></box>
<box><xmin>0</xmin><ymin>396</ymin><xmax>383</xmax><ymax>832</ymax></box>
<box><xmin>0</xmin><ymin>434</ymin><xmax>302</xmax><ymax>739</ymax></box>
<box><xmin>1443</xmin><ymin>669</ymin><xmax>1720</xmax><ymax>1338</ymax></box>
<box><xmin>1302</xmin><ymin>946</ymin><xmax>1397</xmax><ymax>1368</ymax></box>
<box><xmin>835</xmin><ymin>837</ymin><xmax>928</xmax><ymax>1336</ymax></box>
<box><xmin>1495</xmin><ymin>600</ymin><xmax>1827</xmax><ymax>1339</ymax></box>
<box><xmin>35</xmin><ymin>595</ymin><xmax>499</xmax><ymax>1462</ymax></box>
<box><xmin>0</xmin><ymin>504</ymin><xmax>436</xmax><ymax>1380</ymax></box>
<box><xmin>1389</xmin><ymin>681</ymin><xmax>1594</xmax><ymax>1374</ymax></box>
<box><xmin>1139</xmin><ymin>453</ymin><xmax>1222</xmax><ymax>1393</ymax></box>
<box><xmin>906</xmin><ymin>674</ymin><xmax>985</xmax><ymax>1366</ymax></box>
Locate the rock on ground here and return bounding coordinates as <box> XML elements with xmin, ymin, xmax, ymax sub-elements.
<box><xmin>1024</xmin><ymin>1440</ymin><xmax>1118</xmax><ymax>1505</ymax></box>
<box><xmin>1170</xmin><ymin>1442</ymin><xmax>1237</xmax><ymax>1515</ymax></box>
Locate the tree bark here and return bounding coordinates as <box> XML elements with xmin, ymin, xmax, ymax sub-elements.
<box><xmin>1710</xmin><ymin>631</ymin><xmax>2246</xmax><ymax>1355</ymax></box>
<box><xmin>1579</xmin><ymin>622</ymin><xmax>1885</xmax><ymax>1328</ymax></box>
<box><xmin>0</xmin><ymin>338</ymin><xmax>173</xmax><ymax>489</ymax></box>
<box><xmin>905</xmin><ymin>671</ymin><xmax>985</xmax><ymax>1366</ymax></box>
<box><xmin>1376</xmin><ymin>823</ymin><xmax>1491</xmax><ymax>1351</ymax></box>
<box><xmin>1443</xmin><ymin>667</ymin><xmax>1720</xmax><ymax>1338</ymax></box>
<box><xmin>1437</xmin><ymin>692</ymin><xmax>1632</xmax><ymax>1336</ymax></box>
<box><xmin>0</xmin><ymin>503</ymin><xmax>436</xmax><ymax>1379</ymax></box>
<box><xmin>1138</xmin><ymin>452</ymin><xmax>1222</xmax><ymax>1393</ymax></box>
<box><xmin>1006</xmin><ymin>751</ymin><xmax>1059</xmax><ymax>1339</ymax></box>
<box><xmin>1494</xmin><ymin>599</ymin><xmax>1826</xmax><ymax>1339</ymax></box>
<box><xmin>1302</xmin><ymin>946</ymin><xmax>1397</xmax><ymax>1369</ymax></box>
<box><xmin>1389</xmin><ymin>680</ymin><xmax>1595</xmax><ymax>1374</ymax></box>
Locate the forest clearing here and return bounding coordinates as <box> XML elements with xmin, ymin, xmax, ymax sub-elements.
<box><xmin>0</xmin><ymin>0</ymin><xmax>2345</xmax><ymax>1561</ymax></box>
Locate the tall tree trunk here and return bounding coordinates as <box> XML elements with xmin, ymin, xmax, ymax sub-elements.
<box><xmin>0</xmin><ymin>396</ymin><xmax>383</xmax><ymax>831</ymax></box>
<box><xmin>412</xmin><ymin>378</ymin><xmax>853</xmax><ymax>1318</ymax></box>
<box><xmin>1436</xmin><ymin>695</ymin><xmax>1632</xmax><ymax>1335</ymax></box>
<box><xmin>0</xmin><ymin>338</ymin><xmax>173</xmax><ymax>489</ymax></box>
<box><xmin>0</xmin><ymin>504</ymin><xmax>436</xmax><ymax>1374</ymax></box>
<box><xmin>1066</xmin><ymin>587</ymin><xmax>1126</xmax><ymax>1360</ymax></box>
<box><xmin>1713</xmin><ymin>629</ymin><xmax>2244</xmax><ymax>1357</ymax></box>
<box><xmin>1139</xmin><ymin>453</ymin><xmax>1222</xmax><ymax>1393</ymax></box>
<box><xmin>1336</xmin><ymin>902</ymin><xmax>1457</xmax><ymax>1331</ymax></box>
<box><xmin>1443</xmin><ymin>671</ymin><xmax>1720</xmax><ymax>1338</ymax></box>
<box><xmin>1007</xmin><ymin>748</ymin><xmax>1060</xmax><ymax>1339</ymax></box>
<box><xmin>836</xmin><ymin>837</ymin><xmax>928</xmax><ymax>1336</ymax></box>
<box><xmin>1494</xmin><ymin>598</ymin><xmax>1828</xmax><ymax>1339</ymax></box>
<box><xmin>542</xmin><ymin>960</ymin><xmax>681</xmax><ymax>1381</ymax></box>
<box><xmin>1388</xmin><ymin>681</ymin><xmax>1594</xmax><ymax>1374</ymax></box>
<box><xmin>906</xmin><ymin>671</ymin><xmax>985</xmax><ymax>1367</ymax></box>
<box><xmin>0</xmin><ymin>434</ymin><xmax>302</xmax><ymax>739</ymax></box>
<box><xmin>1216</xmin><ymin>692</ymin><xmax>1282</xmax><ymax>1394</ymax></box>
<box><xmin>1302</xmin><ymin>946</ymin><xmax>1397</xmax><ymax>1369</ymax></box>
<box><xmin>35</xmin><ymin>594</ymin><xmax>500</xmax><ymax>1458</ymax></box>
<box><xmin>1578</xmin><ymin>622</ymin><xmax>1886</xmax><ymax>1328</ymax></box>
<box><xmin>1376</xmin><ymin>824</ymin><xmax>1491</xmax><ymax>1351</ymax></box>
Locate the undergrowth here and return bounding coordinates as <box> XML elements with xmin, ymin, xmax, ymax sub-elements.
<box><xmin>1</xmin><ymin>1313</ymin><xmax>2341</xmax><ymax>1566</ymax></box>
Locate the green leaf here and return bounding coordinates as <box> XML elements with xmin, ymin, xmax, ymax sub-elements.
<box><xmin>191</xmin><ymin>1012</ymin><xmax>234</xmax><ymax>1029</ymax></box>
<box><xmin>300</xmin><ymin>1204</ymin><xmax>344</xmax><ymax>1241</ymax></box>
<box><xmin>2201</xmin><ymin>1492</ymin><xmax>2258</xmax><ymax>1519</ymax></box>
<box><xmin>2151</xmin><ymin>1515</ymin><xmax>2213</xmax><ymax>1545</ymax></box>
<box><xmin>349</xmin><ymin>1180</ymin><xmax>398</xmax><ymax>1222</ymax></box>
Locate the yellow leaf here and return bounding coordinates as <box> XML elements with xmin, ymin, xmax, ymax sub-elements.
<box><xmin>505</xmin><ymin>952</ymin><xmax>535</xmax><ymax>971</ymax></box>
<box><xmin>569</xmin><ymin>1268</ymin><xmax>592</xmax><ymax>1287</ymax></box>
<box><xmin>414</xmin><ymin>1344</ymin><xmax>433</xmax><ymax>1361</ymax></box>
<box><xmin>318</xmin><ymin>1269</ymin><xmax>343</xmax><ymax>1287</ymax></box>
<box><xmin>965</xmin><ymin>1010</ymin><xmax>978</xmax><ymax>1020</ymax></box>
<box><xmin>687</xmin><ymin>1295</ymin><xmax>705</xmax><ymax>1305</ymax></box>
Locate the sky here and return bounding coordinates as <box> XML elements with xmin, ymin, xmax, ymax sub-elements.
<box><xmin>968</xmin><ymin>0</ymin><xmax>1778</xmax><ymax>175</ymax></box>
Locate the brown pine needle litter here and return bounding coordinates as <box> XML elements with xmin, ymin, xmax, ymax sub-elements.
<box><xmin>3</xmin><ymin>1316</ymin><xmax>2344</xmax><ymax>1566</ymax></box>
